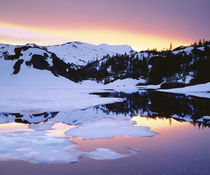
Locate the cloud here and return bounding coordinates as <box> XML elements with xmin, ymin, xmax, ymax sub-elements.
<box><xmin>0</xmin><ymin>26</ymin><xmax>43</xmax><ymax>40</ymax></box>
<box><xmin>0</xmin><ymin>25</ymin><xmax>69</xmax><ymax>45</ymax></box>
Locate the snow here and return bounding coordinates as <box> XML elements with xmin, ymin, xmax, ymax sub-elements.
<box><xmin>19</xmin><ymin>47</ymin><xmax>47</xmax><ymax>61</ymax></box>
<box><xmin>0</xmin><ymin>131</ymin><xmax>81</xmax><ymax>163</ymax></box>
<box><xmin>0</xmin><ymin>59</ymin><xmax>126</xmax><ymax>113</ymax></box>
<box><xmin>47</xmin><ymin>42</ymin><xmax>132</xmax><ymax>66</ymax></box>
<box><xmin>0</xmin><ymin>56</ymin><xmax>141</xmax><ymax>113</ymax></box>
<box><xmin>203</xmin><ymin>116</ymin><xmax>210</xmax><ymax>120</ymax></box>
<box><xmin>0</xmin><ymin>85</ymin><xmax>124</xmax><ymax>113</ymax></box>
<box><xmin>78</xmin><ymin>78</ymin><xmax>141</xmax><ymax>93</ymax></box>
<box><xmin>0</xmin><ymin>43</ymin><xmax>18</xmax><ymax>58</ymax></box>
<box><xmin>159</xmin><ymin>83</ymin><xmax>210</xmax><ymax>98</ymax></box>
<box><xmin>138</xmin><ymin>84</ymin><xmax>161</xmax><ymax>89</ymax></box>
<box><xmin>177</xmin><ymin>75</ymin><xmax>194</xmax><ymax>84</ymax></box>
<box><xmin>197</xmin><ymin>116</ymin><xmax>210</xmax><ymax>122</ymax></box>
<box><xmin>0</xmin><ymin>114</ymin><xmax>16</xmax><ymax>124</ymax></box>
<box><xmin>197</xmin><ymin>47</ymin><xmax>204</xmax><ymax>51</ymax></box>
<box><xmin>0</xmin><ymin>57</ymin><xmax>128</xmax><ymax>113</ymax></box>
<box><xmin>172</xmin><ymin>46</ymin><xmax>194</xmax><ymax>55</ymax></box>
<box><xmin>0</xmin><ymin>122</ymin><xmax>146</xmax><ymax>163</ymax></box>
<box><xmin>0</xmin><ymin>54</ymin><xmax>74</xmax><ymax>87</ymax></box>
<box><xmin>171</xmin><ymin>114</ymin><xmax>193</xmax><ymax>122</ymax></box>
<box><xmin>65</xmin><ymin>118</ymin><xmax>156</xmax><ymax>140</ymax></box>
<box><xmin>0</xmin><ymin>130</ymin><xmax>134</xmax><ymax>163</ymax></box>
<box><xmin>104</xmin><ymin>78</ymin><xmax>140</xmax><ymax>93</ymax></box>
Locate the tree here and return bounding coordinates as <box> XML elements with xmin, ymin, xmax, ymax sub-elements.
<box><xmin>169</xmin><ymin>43</ymin><xmax>173</xmax><ymax>50</ymax></box>
<box><xmin>198</xmin><ymin>39</ymin><xmax>202</xmax><ymax>46</ymax></box>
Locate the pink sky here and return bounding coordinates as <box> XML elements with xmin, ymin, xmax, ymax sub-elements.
<box><xmin>0</xmin><ymin>0</ymin><xmax>209</xmax><ymax>50</ymax></box>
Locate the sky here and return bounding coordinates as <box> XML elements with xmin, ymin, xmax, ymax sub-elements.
<box><xmin>0</xmin><ymin>0</ymin><xmax>209</xmax><ymax>51</ymax></box>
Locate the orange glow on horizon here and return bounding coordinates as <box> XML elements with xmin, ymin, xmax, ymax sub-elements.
<box><xmin>0</xmin><ymin>22</ymin><xmax>191</xmax><ymax>51</ymax></box>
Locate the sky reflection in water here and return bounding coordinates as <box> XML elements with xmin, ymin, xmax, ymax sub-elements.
<box><xmin>0</xmin><ymin>116</ymin><xmax>203</xmax><ymax>164</ymax></box>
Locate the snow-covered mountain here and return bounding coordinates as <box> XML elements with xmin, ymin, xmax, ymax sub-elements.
<box><xmin>0</xmin><ymin>41</ymin><xmax>210</xmax><ymax>127</ymax></box>
<box><xmin>47</xmin><ymin>42</ymin><xmax>133</xmax><ymax>66</ymax></box>
<box><xmin>0</xmin><ymin>41</ymin><xmax>210</xmax><ymax>87</ymax></box>
<box><xmin>0</xmin><ymin>42</ymin><xmax>134</xmax><ymax>85</ymax></box>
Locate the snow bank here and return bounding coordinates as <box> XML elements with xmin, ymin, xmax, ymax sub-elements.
<box><xmin>0</xmin><ymin>85</ymin><xmax>123</xmax><ymax>113</ymax></box>
<box><xmin>138</xmin><ymin>84</ymin><xmax>161</xmax><ymax>89</ymax></box>
<box><xmin>159</xmin><ymin>83</ymin><xmax>210</xmax><ymax>98</ymax></box>
<box><xmin>104</xmin><ymin>78</ymin><xmax>140</xmax><ymax>93</ymax></box>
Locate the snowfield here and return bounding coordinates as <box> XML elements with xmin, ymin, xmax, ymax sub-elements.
<box><xmin>47</xmin><ymin>42</ymin><xmax>133</xmax><ymax>66</ymax></box>
<box><xmin>159</xmin><ymin>83</ymin><xmax>210</xmax><ymax>98</ymax></box>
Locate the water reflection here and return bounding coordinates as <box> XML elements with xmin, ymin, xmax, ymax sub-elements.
<box><xmin>0</xmin><ymin>113</ymin><xmax>209</xmax><ymax>165</ymax></box>
<box><xmin>0</xmin><ymin>119</ymin><xmax>154</xmax><ymax>163</ymax></box>
<box><xmin>0</xmin><ymin>90</ymin><xmax>210</xmax><ymax>127</ymax></box>
<box><xmin>131</xmin><ymin>116</ymin><xmax>187</xmax><ymax>130</ymax></box>
<box><xmin>93</xmin><ymin>90</ymin><xmax>210</xmax><ymax>127</ymax></box>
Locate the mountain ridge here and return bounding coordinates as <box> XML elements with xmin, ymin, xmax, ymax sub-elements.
<box><xmin>0</xmin><ymin>41</ymin><xmax>210</xmax><ymax>87</ymax></box>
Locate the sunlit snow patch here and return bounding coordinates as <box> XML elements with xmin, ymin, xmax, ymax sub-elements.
<box><xmin>65</xmin><ymin>118</ymin><xmax>156</xmax><ymax>140</ymax></box>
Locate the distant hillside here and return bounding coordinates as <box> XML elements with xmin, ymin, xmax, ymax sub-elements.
<box><xmin>0</xmin><ymin>41</ymin><xmax>210</xmax><ymax>87</ymax></box>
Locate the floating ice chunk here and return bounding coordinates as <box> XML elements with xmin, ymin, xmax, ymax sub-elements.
<box><xmin>0</xmin><ymin>131</ymin><xmax>81</xmax><ymax>163</ymax></box>
<box><xmin>65</xmin><ymin>118</ymin><xmax>156</xmax><ymax>140</ymax></box>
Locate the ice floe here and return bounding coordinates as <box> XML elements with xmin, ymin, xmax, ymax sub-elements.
<box><xmin>66</xmin><ymin>118</ymin><xmax>156</xmax><ymax>140</ymax></box>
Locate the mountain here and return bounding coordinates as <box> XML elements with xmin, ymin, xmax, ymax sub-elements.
<box><xmin>0</xmin><ymin>42</ymin><xmax>133</xmax><ymax>85</ymax></box>
<box><xmin>0</xmin><ymin>41</ymin><xmax>210</xmax><ymax>87</ymax></box>
<box><xmin>47</xmin><ymin>42</ymin><xmax>133</xmax><ymax>66</ymax></box>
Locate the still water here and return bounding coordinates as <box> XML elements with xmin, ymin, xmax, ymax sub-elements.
<box><xmin>0</xmin><ymin>90</ymin><xmax>210</xmax><ymax>175</ymax></box>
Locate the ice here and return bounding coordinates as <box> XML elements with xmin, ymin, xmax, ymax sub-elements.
<box><xmin>0</xmin><ymin>127</ymin><xmax>142</xmax><ymax>163</ymax></box>
<box><xmin>65</xmin><ymin>118</ymin><xmax>156</xmax><ymax>140</ymax></box>
<box><xmin>0</xmin><ymin>131</ymin><xmax>81</xmax><ymax>163</ymax></box>
<box><xmin>0</xmin><ymin>85</ymin><xmax>123</xmax><ymax>113</ymax></box>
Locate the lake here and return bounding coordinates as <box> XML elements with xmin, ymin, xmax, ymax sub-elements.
<box><xmin>0</xmin><ymin>90</ymin><xmax>210</xmax><ymax>175</ymax></box>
